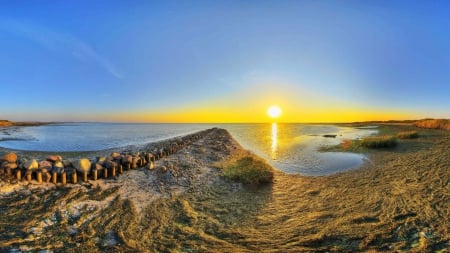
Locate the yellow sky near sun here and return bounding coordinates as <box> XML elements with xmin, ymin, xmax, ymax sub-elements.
<box><xmin>109</xmin><ymin>82</ymin><xmax>415</xmax><ymax>123</ymax></box>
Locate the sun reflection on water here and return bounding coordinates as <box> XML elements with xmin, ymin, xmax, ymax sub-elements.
<box><xmin>271</xmin><ymin>122</ymin><xmax>278</xmax><ymax>160</ymax></box>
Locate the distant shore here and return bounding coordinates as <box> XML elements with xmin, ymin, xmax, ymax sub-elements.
<box><xmin>0</xmin><ymin>120</ymin><xmax>54</xmax><ymax>127</ymax></box>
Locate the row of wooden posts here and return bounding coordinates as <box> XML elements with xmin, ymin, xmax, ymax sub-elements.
<box><xmin>1</xmin><ymin>129</ymin><xmax>213</xmax><ymax>186</ymax></box>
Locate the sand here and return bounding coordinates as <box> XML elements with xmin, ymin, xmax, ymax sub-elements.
<box><xmin>0</xmin><ymin>125</ymin><xmax>448</xmax><ymax>252</ymax></box>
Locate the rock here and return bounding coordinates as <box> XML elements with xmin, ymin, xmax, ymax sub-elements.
<box><xmin>54</xmin><ymin>161</ymin><xmax>64</xmax><ymax>169</ymax></box>
<box><xmin>39</xmin><ymin>160</ymin><xmax>53</xmax><ymax>170</ymax></box>
<box><xmin>145</xmin><ymin>152</ymin><xmax>154</xmax><ymax>162</ymax></box>
<box><xmin>52</xmin><ymin>167</ymin><xmax>64</xmax><ymax>174</ymax></box>
<box><xmin>103</xmin><ymin>160</ymin><xmax>117</xmax><ymax>170</ymax></box>
<box><xmin>46</xmin><ymin>155</ymin><xmax>62</xmax><ymax>162</ymax></box>
<box><xmin>74</xmin><ymin>159</ymin><xmax>91</xmax><ymax>173</ymax></box>
<box><xmin>24</xmin><ymin>159</ymin><xmax>39</xmax><ymax>170</ymax></box>
<box><xmin>121</xmin><ymin>155</ymin><xmax>132</xmax><ymax>166</ymax></box>
<box><xmin>2</xmin><ymin>162</ymin><xmax>18</xmax><ymax>170</ymax></box>
<box><xmin>160</xmin><ymin>166</ymin><xmax>168</xmax><ymax>173</ymax></box>
<box><xmin>2</xmin><ymin>153</ymin><xmax>18</xmax><ymax>163</ymax></box>
<box><xmin>131</xmin><ymin>157</ymin><xmax>139</xmax><ymax>168</ymax></box>
<box><xmin>92</xmin><ymin>163</ymin><xmax>103</xmax><ymax>171</ymax></box>
<box><xmin>146</xmin><ymin>161</ymin><xmax>154</xmax><ymax>170</ymax></box>
<box><xmin>62</xmin><ymin>160</ymin><xmax>72</xmax><ymax>167</ymax></box>
<box><xmin>111</xmin><ymin>152</ymin><xmax>121</xmax><ymax>159</ymax></box>
<box><xmin>96</xmin><ymin>157</ymin><xmax>106</xmax><ymax>164</ymax></box>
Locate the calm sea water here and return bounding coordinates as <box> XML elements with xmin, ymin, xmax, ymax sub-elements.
<box><xmin>0</xmin><ymin>123</ymin><xmax>377</xmax><ymax>175</ymax></box>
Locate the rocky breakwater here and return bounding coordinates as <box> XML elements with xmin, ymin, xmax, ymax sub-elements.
<box><xmin>0</xmin><ymin>129</ymin><xmax>214</xmax><ymax>187</ymax></box>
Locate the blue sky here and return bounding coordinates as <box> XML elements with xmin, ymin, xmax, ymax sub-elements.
<box><xmin>1</xmin><ymin>1</ymin><xmax>449</xmax><ymax>122</ymax></box>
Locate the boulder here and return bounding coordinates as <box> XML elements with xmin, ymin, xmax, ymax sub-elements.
<box><xmin>96</xmin><ymin>157</ymin><xmax>106</xmax><ymax>164</ymax></box>
<box><xmin>145</xmin><ymin>152</ymin><xmax>154</xmax><ymax>162</ymax></box>
<box><xmin>92</xmin><ymin>163</ymin><xmax>103</xmax><ymax>171</ymax></box>
<box><xmin>39</xmin><ymin>160</ymin><xmax>53</xmax><ymax>170</ymax></box>
<box><xmin>2</xmin><ymin>153</ymin><xmax>18</xmax><ymax>163</ymax></box>
<box><xmin>121</xmin><ymin>155</ymin><xmax>132</xmax><ymax>166</ymax></box>
<box><xmin>62</xmin><ymin>160</ymin><xmax>72</xmax><ymax>167</ymax></box>
<box><xmin>47</xmin><ymin>155</ymin><xmax>62</xmax><ymax>162</ymax></box>
<box><xmin>131</xmin><ymin>157</ymin><xmax>140</xmax><ymax>168</ymax></box>
<box><xmin>3</xmin><ymin>162</ymin><xmax>18</xmax><ymax>170</ymax></box>
<box><xmin>74</xmin><ymin>159</ymin><xmax>91</xmax><ymax>173</ymax></box>
<box><xmin>39</xmin><ymin>167</ymin><xmax>50</xmax><ymax>174</ymax></box>
<box><xmin>103</xmin><ymin>160</ymin><xmax>117</xmax><ymax>170</ymax></box>
<box><xmin>24</xmin><ymin>159</ymin><xmax>39</xmax><ymax>170</ymax></box>
<box><xmin>52</xmin><ymin>167</ymin><xmax>64</xmax><ymax>174</ymax></box>
<box><xmin>111</xmin><ymin>152</ymin><xmax>121</xmax><ymax>159</ymax></box>
<box><xmin>54</xmin><ymin>161</ymin><xmax>64</xmax><ymax>169</ymax></box>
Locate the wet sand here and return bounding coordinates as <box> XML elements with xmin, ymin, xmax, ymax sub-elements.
<box><xmin>0</xmin><ymin>125</ymin><xmax>449</xmax><ymax>252</ymax></box>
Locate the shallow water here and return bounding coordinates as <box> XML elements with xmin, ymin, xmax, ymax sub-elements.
<box><xmin>0</xmin><ymin>123</ymin><xmax>377</xmax><ymax>175</ymax></box>
<box><xmin>223</xmin><ymin>123</ymin><xmax>377</xmax><ymax>175</ymax></box>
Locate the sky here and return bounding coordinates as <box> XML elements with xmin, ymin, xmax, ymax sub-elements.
<box><xmin>1</xmin><ymin>0</ymin><xmax>449</xmax><ymax>123</ymax></box>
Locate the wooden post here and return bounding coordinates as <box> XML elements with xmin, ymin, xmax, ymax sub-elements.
<box><xmin>83</xmin><ymin>171</ymin><xmax>88</xmax><ymax>182</ymax></box>
<box><xmin>37</xmin><ymin>171</ymin><xmax>43</xmax><ymax>184</ymax></box>
<box><xmin>93</xmin><ymin>169</ymin><xmax>98</xmax><ymax>180</ymax></box>
<box><xmin>52</xmin><ymin>172</ymin><xmax>58</xmax><ymax>184</ymax></box>
<box><xmin>103</xmin><ymin>168</ymin><xmax>108</xmax><ymax>179</ymax></box>
<box><xmin>112</xmin><ymin>166</ymin><xmax>116</xmax><ymax>177</ymax></box>
<box><xmin>72</xmin><ymin>172</ymin><xmax>78</xmax><ymax>184</ymax></box>
<box><xmin>45</xmin><ymin>172</ymin><xmax>51</xmax><ymax>183</ymax></box>
<box><xmin>127</xmin><ymin>164</ymin><xmax>131</xmax><ymax>170</ymax></box>
<box><xmin>119</xmin><ymin>165</ymin><xmax>123</xmax><ymax>174</ymax></box>
<box><xmin>62</xmin><ymin>172</ymin><xmax>67</xmax><ymax>185</ymax></box>
<box><xmin>26</xmin><ymin>172</ymin><xmax>32</xmax><ymax>182</ymax></box>
<box><xmin>6</xmin><ymin>167</ymin><xmax>12</xmax><ymax>177</ymax></box>
<box><xmin>16</xmin><ymin>170</ymin><xmax>21</xmax><ymax>181</ymax></box>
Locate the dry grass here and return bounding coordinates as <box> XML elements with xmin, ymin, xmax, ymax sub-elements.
<box><xmin>414</xmin><ymin>119</ymin><xmax>450</xmax><ymax>130</ymax></box>
<box><xmin>361</xmin><ymin>135</ymin><xmax>397</xmax><ymax>148</ymax></box>
<box><xmin>397</xmin><ymin>130</ymin><xmax>419</xmax><ymax>139</ymax></box>
<box><xmin>217</xmin><ymin>155</ymin><xmax>274</xmax><ymax>185</ymax></box>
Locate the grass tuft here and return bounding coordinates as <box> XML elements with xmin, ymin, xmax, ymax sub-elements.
<box><xmin>361</xmin><ymin>135</ymin><xmax>397</xmax><ymax>148</ymax></box>
<box><xmin>218</xmin><ymin>155</ymin><xmax>274</xmax><ymax>185</ymax></box>
<box><xmin>397</xmin><ymin>131</ymin><xmax>419</xmax><ymax>139</ymax></box>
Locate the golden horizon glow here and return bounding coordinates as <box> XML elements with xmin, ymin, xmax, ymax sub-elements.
<box><xmin>268</xmin><ymin>105</ymin><xmax>282</xmax><ymax>119</ymax></box>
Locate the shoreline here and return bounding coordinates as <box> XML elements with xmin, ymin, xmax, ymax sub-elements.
<box><xmin>0</xmin><ymin>125</ymin><xmax>449</xmax><ymax>251</ymax></box>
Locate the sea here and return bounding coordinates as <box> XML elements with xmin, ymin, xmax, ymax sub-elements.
<box><xmin>0</xmin><ymin>123</ymin><xmax>377</xmax><ymax>176</ymax></box>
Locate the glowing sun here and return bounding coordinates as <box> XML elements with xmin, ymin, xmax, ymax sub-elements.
<box><xmin>267</xmin><ymin>105</ymin><xmax>282</xmax><ymax>118</ymax></box>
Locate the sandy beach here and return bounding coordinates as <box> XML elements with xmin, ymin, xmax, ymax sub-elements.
<box><xmin>0</xmin><ymin>124</ymin><xmax>449</xmax><ymax>252</ymax></box>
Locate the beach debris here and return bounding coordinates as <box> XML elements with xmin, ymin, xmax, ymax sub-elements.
<box><xmin>322</xmin><ymin>134</ymin><xmax>337</xmax><ymax>138</ymax></box>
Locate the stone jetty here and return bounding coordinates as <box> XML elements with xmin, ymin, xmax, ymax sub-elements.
<box><xmin>0</xmin><ymin>129</ymin><xmax>214</xmax><ymax>186</ymax></box>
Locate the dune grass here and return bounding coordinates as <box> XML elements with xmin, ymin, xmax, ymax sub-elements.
<box><xmin>414</xmin><ymin>119</ymin><xmax>450</xmax><ymax>130</ymax></box>
<box><xmin>218</xmin><ymin>155</ymin><xmax>274</xmax><ymax>185</ymax></box>
<box><xmin>397</xmin><ymin>131</ymin><xmax>419</xmax><ymax>139</ymax></box>
<box><xmin>361</xmin><ymin>135</ymin><xmax>397</xmax><ymax>148</ymax></box>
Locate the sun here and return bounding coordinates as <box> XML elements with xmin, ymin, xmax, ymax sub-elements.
<box><xmin>267</xmin><ymin>105</ymin><xmax>282</xmax><ymax>119</ymax></box>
